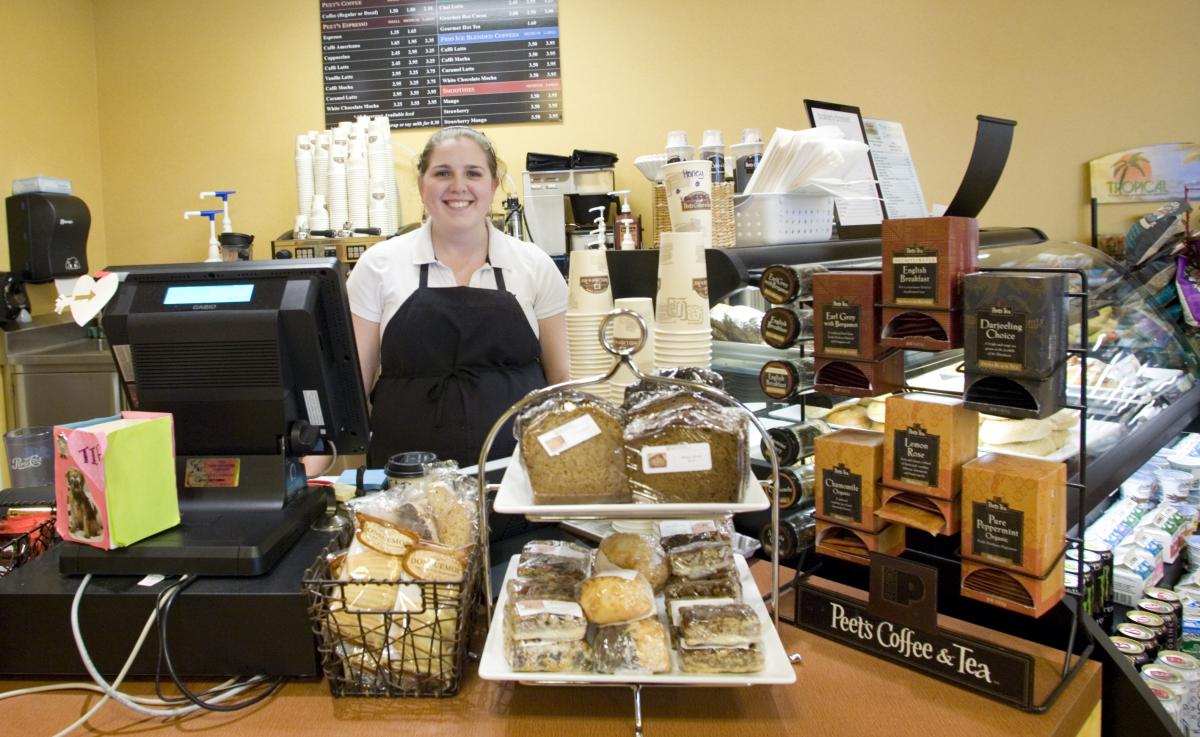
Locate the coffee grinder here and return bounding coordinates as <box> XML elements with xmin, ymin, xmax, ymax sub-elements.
<box><xmin>522</xmin><ymin>150</ymin><xmax>618</xmax><ymax>255</ymax></box>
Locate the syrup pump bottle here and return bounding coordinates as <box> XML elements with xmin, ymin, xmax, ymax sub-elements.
<box><xmin>609</xmin><ymin>190</ymin><xmax>641</xmax><ymax>250</ymax></box>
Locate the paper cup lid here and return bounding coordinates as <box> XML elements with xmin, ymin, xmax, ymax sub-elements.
<box><xmin>666</xmin><ymin>129</ymin><xmax>689</xmax><ymax>148</ymax></box>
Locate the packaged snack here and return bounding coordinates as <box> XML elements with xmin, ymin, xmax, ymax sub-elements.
<box><xmin>517</xmin><ymin>540</ymin><xmax>592</xmax><ymax>582</ymax></box>
<box><xmin>596</xmin><ymin>532</ymin><xmax>669</xmax><ymax>592</ymax></box>
<box><xmin>659</xmin><ymin>519</ymin><xmax>732</xmax><ymax>552</ymax></box>
<box><xmin>579</xmin><ymin>569</ymin><xmax>656</xmax><ymax>625</ymax></box>
<box><xmin>667</xmin><ymin>539</ymin><xmax>735</xmax><ymax>580</ymax></box>
<box><xmin>678</xmin><ymin>603</ymin><xmax>760</xmax><ymax>647</ymax></box>
<box><xmin>505</xmin><ymin>637</ymin><xmax>593</xmax><ymax>673</ymax></box>
<box><xmin>594</xmin><ymin>618</ymin><xmax>672</xmax><ymax>674</ymax></box>
<box><xmin>505</xmin><ymin>575</ymin><xmax>579</xmax><ymax>602</ymax></box>
<box><xmin>517</xmin><ymin>391</ymin><xmax>628</xmax><ymax>505</ymax></box>
<box><xmin>624</xmin><ymin>402</ymin><xmax>748</xmax><ymax>504</ymax></box>
<box><xmin>623</xmin><ymin>367</ymin><xmax>726</xmax><ymax>406</ymax></box>
<box><xmin>663</xmin><ymin>569</ymin><xmax>743</xmax><ymax>603</ymax></box>
<box><xmin>505</xmin><ymin>598</ymin><xmax>588</xmax><ymax>642</ymax></box>
<box><xmin>678</xmin><ymin>644</ymin><xmax>765</xmax><ymax>673</ymax></box>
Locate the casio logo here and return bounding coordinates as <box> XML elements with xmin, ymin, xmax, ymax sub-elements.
<box><xmin>191</xmin><ymin>304</ymin><xmax>218</xmax><ymax>311</ymax></box>
<box><xmin>59</xmin><ymin>218</ymin><xmax>74</xmax><ymax>226</ymax></box>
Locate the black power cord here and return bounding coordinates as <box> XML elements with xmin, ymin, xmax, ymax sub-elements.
<box><xmin>155</xmin><ymin>576</ymin><xmax>285</xmax><ymax>711</ymax></box>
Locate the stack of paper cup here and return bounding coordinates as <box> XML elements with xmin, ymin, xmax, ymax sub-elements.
<box><xmin>347</xmin><ymin>142</ymin><xmax>369</xmax><ymax>229</ymax></box>
<box><xmin>567</xmin><ymin>249</ymin><xmax>616</xmax><ymax>393</ymax></box>
<box><xmin>314</xmin><ymin>133</ymin><xmax>331</xmax><ymax>201</ymax></box>
<box><xmin>662</xmin><ymin>159</ymin><xmax>715</xmax><ymax>249</ymax></box>
<box><xmin>607</xmin><ymin>297</ymin><xmax>654</xmax><ymax>403</ymax></box>
<box><xmin>368</xmin><ymin>179</ymin><xmax>389</xmax><ymax>231</ymax></box>
<box><xmin>654</xmin><ymin>231</ymin><xmax>711</xmax><ymax>370</ymax></box>
<box><xmin>295</xmin><ymin>134</ymin><xmax>314</xmax><ymax>220</ymax></box>
<box><xmin>327</xmin><ymin>146</ymin><xmax>349</xmax><ymax>230</ymax></box>
<box><xmin>368</xmin><ymin>116</ymin><xmax>399</xmax><ymax>235</ymax></box>
<box><xmin>309</xmin><ymin>193</ymin><xmax>330</xmax><ymax>231</ymax></box>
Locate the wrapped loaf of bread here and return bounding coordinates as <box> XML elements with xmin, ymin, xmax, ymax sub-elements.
<box><xmin>518</xmin><ymin>391</ymin><xmax>628</xmax><ymax>505</ymax></box>
<box><xmin>624</xmin><ymin>401</ymin><xmax>747</xmax><ymax>504</ymax></box>
<box><xmin>594</xmin><ymin>617</ymin><xmax>672</xmax><ymax>674</ymax></box>
<box><xmin>579</xmin><ymin>569</ymin><xmax>656</xmax><ymax>625</ymax></box>
<box><xmin>595</xmin><ymin>532</ymin><xmax>669</xmax><ymax>592</ymax></box>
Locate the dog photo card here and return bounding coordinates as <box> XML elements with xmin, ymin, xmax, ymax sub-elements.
<box><xmin>54</xmin><ymin>411</ymin><xmax>179</xmax><ymax>550</ymax></box>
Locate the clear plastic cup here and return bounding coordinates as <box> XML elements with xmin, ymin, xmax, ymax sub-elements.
<box><xmin>5</xmin><ymin>426</ymin><xmax>54</xmax><ymax>488</ymax></box>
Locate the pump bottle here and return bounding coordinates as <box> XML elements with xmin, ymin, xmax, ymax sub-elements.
<box><xmin>609</xmin><ymin>190</ymin><xmax>641</xmax><ymax>250</ymax></box>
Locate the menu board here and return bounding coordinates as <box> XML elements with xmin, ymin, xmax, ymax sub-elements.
<box><xmin>320</xmin><ymin>0</ymin><xmax>562</xmax><ymax>129</ymax></box>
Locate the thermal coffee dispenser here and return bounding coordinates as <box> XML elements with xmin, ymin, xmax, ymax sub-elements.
<box><xmin>5</xmin><ymin>193</ymin><xmax>90</xmax><ymax>283</ymax></box>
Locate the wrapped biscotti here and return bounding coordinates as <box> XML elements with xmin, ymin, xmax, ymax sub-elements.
<box><xmin>624</xmin><ymin>401</ymin><xmax>748</xmax><ymax>504</ymax></box>
<box><xmin>595</xmin><ymin>532</ymin><xmax>669</xmax><ymax>593</ymax></box>
<box><xmin>517</xmin><ymin>391</ymin><xmax>628</xmax><ymax>505</ymax></box>
<box><xmin>594</xmin><ymin>617</ymin><xmax>672</xmax><ymax>674</ymax></box>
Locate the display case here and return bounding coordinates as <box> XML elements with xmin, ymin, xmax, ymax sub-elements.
<box><xmin>707</xmin><ymin>235</ymin><xmax>1200</xmax><ymax>735</ymax></box>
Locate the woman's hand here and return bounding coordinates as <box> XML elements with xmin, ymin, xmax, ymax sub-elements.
<box><xmin>538</xmin><ymin>312</ymin><xmax>569</xmax><ymax>385</ymax></box>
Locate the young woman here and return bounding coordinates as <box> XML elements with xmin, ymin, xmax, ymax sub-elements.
<box><xmin>346</xmin><ymin>126</ymin><xmax>569</xmax><ymax>467</ymax></box>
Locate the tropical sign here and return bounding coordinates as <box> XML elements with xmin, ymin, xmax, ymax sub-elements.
<box><xmin>1089</xmin><ymin>143</ymin><xmax>1200</xmax><ymax>204</ymax></box>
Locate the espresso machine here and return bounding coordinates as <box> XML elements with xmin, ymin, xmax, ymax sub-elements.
<box><xmin>522</xmin><ymin>151</ymin><xmax>618</xmax><ymax>255</ymax></box>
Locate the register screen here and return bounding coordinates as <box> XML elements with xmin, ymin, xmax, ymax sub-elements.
<box><xmin>163</xmin><ymin>284</ymin><xmax>255</xmax><ymax>305</ymax></box>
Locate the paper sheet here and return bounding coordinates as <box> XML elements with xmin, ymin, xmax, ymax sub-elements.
<box><xmin>863</xmin><ymin>118</ymin><xmax>928</xmax><ymax>219</ymax></box>
<box><xmin>808</xmin><ymin>107</ymin><xmax>885</xmax><ymax>227</ymax></box>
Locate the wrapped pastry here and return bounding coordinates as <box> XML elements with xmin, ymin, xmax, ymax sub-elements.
<box><xmin>505</xmin><ymin>575</ymin><xmax>579</xmax><ymax>602</ymax></box>
<box><xmin>678</xmin><ymin>603</ymin><xmax>760</xmax><ymax>647</ymax></box>
<box><xmin>663</xmin><ymin>569</ymin><xmax>743</xmax><ymax>603</ymax></box>
<box><xmin>579</xmin><ymin>569</ymin><xmax>656</xmax><ymax>625</ymax></box>
<box><xmin>505</xmin><ymin>637</ymin><xmax>593</xmax><ymax>673</ymax></box>
<box><xmin>659</xmin><ymin>519</ymin><xmax>732</xmax><ymax>552</ymax></box>
<box><xmin>623</xmin><ymin>367</ymin><xmax>726</xmax><ymax>406</ymax></box>
<box><xmin>667</xmin><ymin>539</ymin><xmax>735</xmax><ymax>580</ymax></box>
<box><xmin>517</xmin><ymin>391</ymin><xmax>628</xmax><ymax>505</ymax></box>
<box><xmin>517</xmin><ymin>540</ymin><xmax>592</xmax><ymax>582</ymax></box>
<box><xmin>624</xmin><ymin>402</ymin><xmax>748</xmax><ymax>504</ymax></box>
<box><xmin>594</xmin><ymin>618</ymin><xmax>672</xmax><ymax>674</ymax></box>
<box><xmin>678</xmin><ymin>644</ymin><xmax>765</xmax><ymax>674</ymax></box>
<box><xmin>505</xmin><ymin>598</ymin><xmax>588</xmax><ymax>642</ymax></box>
<box><xmin>595</xmin><ymin>532</ymin><xmax>669</xmax><ymax>592</ymax></box>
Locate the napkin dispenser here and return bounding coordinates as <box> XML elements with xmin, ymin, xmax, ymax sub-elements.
<box><xmin>5</xmin><ymin>193</ymin><xmax>90</xmax><ymax>283</ymax></box>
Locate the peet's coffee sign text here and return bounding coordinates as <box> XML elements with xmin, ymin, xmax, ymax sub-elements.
<box><xmin>799</xmin><ymin>586</ymin><xmax>1034</xmax><ymax>706</ymax></box>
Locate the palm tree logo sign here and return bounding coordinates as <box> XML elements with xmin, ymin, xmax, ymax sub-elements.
<box><xmin>1108</xmin><ymin>153</ymin><xmax>1164</xmax><ymax>196</ymax></box>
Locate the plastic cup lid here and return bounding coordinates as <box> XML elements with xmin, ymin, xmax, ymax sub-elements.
<box><xmin>665</xmin><ymin>129</ymin><xmax>689</xmax><ymax>148</ymax></box>
<box><xmin>740</xmin><ymin>127</ymin><xmax>763</xmax><ymax>144</ymax></box>
<box><xmin>701</xmin><ymin>129</ymin><xmax>724</xmax><ymax>148</ymax></box>
<box><xmin>385</xmin><ymin>450</ymin><xmax>437</xmax><ymax>478</ymax></box>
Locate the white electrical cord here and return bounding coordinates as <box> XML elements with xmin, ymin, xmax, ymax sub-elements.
<box><xmin>307</xmin><ymin>439</ymin><xmax>339</xmax><ymax>479</ymax></box>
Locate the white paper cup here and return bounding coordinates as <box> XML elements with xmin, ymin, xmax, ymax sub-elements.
<box><xmin>655</xmin><ymin>233</ymin><xmax>710</xmax><ymax>330</ymax></box>
<box><xmin>567</xmin><ymin>249</ymin><xmax>613</xmax><ymax>312</ymax></box>
<box><xmin>661</xmin><ymin>160</ymin><xmax>714</xmax><ymax>246</ymax></box>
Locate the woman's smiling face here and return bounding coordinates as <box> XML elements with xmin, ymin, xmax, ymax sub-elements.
<box><xmin>418</xmin><ymin>137</ymin><xmax>499</xmax><ymax>229</ymax></box>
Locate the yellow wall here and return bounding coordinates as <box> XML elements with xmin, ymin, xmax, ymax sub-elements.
<box><xmin>0</xmin><ymin>0</ymin><xmax>107</xmax><ymax>312</ymax></box>
<box><xmin>17</xmin><ymin>0</ymin><xmax>1200</xmax><ymax>269</ymax></box>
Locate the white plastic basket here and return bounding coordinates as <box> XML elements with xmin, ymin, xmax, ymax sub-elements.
<box><xmin>733</xmin><ymin>193</ymin><xmax>835</xmax><ymax>247</ymax></box>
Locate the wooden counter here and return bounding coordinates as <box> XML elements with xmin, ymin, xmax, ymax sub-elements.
<box><xmin>0</xmin><ymin>566</ymin><xmax>1100</xmax><ymax>737</ymax></box>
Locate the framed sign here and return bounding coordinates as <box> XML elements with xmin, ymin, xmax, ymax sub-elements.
<box><xmin>1089</xmin><ymin>143</ymin><xmax>1200</xmax><ymax>204</ymax></box>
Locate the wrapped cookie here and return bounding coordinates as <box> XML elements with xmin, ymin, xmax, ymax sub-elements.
<box><xmin>506</xmin><ymin>638</ymin><xmax>593</xmax><ymax>673</ymax></box>
<box><xmin>678</xmin><ymin>603</ymin><xmax>760</xmax><ymax>648</ymax></box>
<box><xmin>667</xmin><ymin>539</ymin><xmax>734</xmax><ymax>580</ymax></box>
<box><xmin>594</xmin><ymin>618</ymin><xmax>672</xmax><ymax>674</ymax></box>
<box><xmin>505</xmin><ymin>598</ymin><xmax>588</xmax><ymax>643</ymax></box>
<box><xmin>663</xmin><ymin>569</ymin><xmax>743</xmax><ymax>603</ymax></box>
<box><xmin>595</xmin><ymin>532</ymin><xmax>669</xmax><ymax>593</ymax></box>
<box><xmin>659</xmin><ymin>519</ymin><xmax>732</xmax><ymax>552</ymax></box>
<box><xmin>579</xmin><ymin>569</ymin><xmax>656</xmax><ymax>625</ymax></box>
<box><xmin>506</xmin><ymin>575</ymin><xmax>579</xmax><ymax>602</ymax></box>
<box><xmin>517</xmin><ymin>540</ymin><xmax>592</xmax><ymax>582</ymax></box>
<box><xmin>517</xmin><ymin>391</ymin><xmax>628</xmax><ymax>505</ymax></box>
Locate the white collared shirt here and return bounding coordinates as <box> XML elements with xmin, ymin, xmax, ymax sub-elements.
<box><xmin>346</xmin><ymin>220</ymin><xmax>567</xmax><ymax>338</ymax></box>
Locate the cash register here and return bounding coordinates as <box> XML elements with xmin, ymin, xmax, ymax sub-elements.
<box><xmin>57</xmin><ymin>257</ymin><xmax>370</xmax><ymax>576</ymax></box>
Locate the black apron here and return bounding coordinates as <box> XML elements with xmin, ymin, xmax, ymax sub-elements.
<box><xmin>367</xmin><ymin>261</ymin><xmax>546</xmax><ymax>467</ymax></box>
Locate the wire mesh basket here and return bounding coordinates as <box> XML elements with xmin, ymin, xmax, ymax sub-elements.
<box><xmin>303</xmin><ymin>539</ymin><xmax>481</xmax><ymax>697</ymax></box>
<box><xmin>0</xmin><ymin>515</ymin><xmax>58</xmax><ymax>578</ymax></box>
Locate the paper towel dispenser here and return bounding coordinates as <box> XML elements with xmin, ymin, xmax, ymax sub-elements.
<box><xmin>5</xmin><ymin>193</ymin><xmax>90</xmax><ymax>283</ymax></box>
